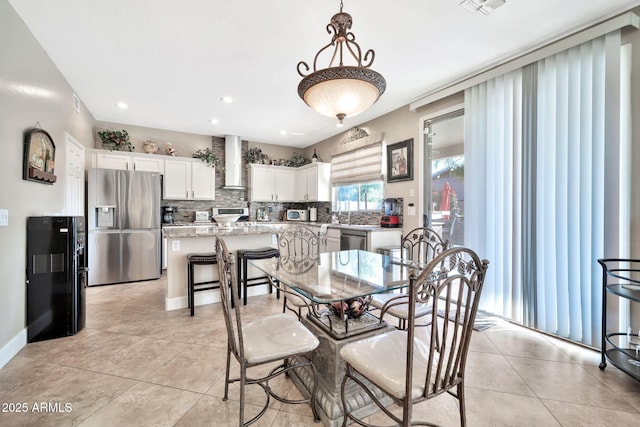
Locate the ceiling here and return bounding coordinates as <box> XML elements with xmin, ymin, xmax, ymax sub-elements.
<box><xmin>8</xmin><ymin>0</ymin><xmax>640</xmax><ymax>148</ymax></box>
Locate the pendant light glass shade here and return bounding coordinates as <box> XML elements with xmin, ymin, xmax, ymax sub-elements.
<box><xmin>297</xmin><ymin>2</ymin><xmax>385</xmax><ymax>124</ymax></box>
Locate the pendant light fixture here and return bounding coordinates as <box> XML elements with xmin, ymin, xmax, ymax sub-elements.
<box><xmin>297</xmin><ymin>0</ymin><xmax>386</xmax><ymax>126</ymax></box>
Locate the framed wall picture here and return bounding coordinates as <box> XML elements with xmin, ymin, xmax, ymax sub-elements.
<box><xmin>386</xmin><ymin>138</ymin><xmax>413</xmax><ymax>182</ymax></box>
<box><xmin>23</xmin><ymin>128</ymin><xmax>57</xmax><ymax>184</ymax></box>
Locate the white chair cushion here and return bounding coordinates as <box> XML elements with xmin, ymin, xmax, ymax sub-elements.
<box><xmin>340</xmin><ymin>330</ymin><xmax>435</xmax><ymax>400</ymax></box>
<box><xmin>242</xmin><ymin>313</ymin><xmax>319</xmax><ymax>364</ymax></box>
<box><xmin>371</xmin><ymin>294</ymin><xmax>432</xmax><ymax>319</ymax></box>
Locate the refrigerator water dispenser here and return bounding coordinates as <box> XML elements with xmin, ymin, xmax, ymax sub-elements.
<box><xmin>95</xmin><ymin>206</ymin><xmax>115</xmax><ymax>228</ymax></box>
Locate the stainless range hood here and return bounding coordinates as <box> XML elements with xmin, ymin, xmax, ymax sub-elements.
<box><xmin>223</xmin><ymin>135</ymin><xmax>245</xmax><ymax>190</ymax></box>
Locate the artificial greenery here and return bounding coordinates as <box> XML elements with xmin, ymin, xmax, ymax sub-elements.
<box><xmin>284</xmin><ymin>152</ymin><xmax>309</xmax><ymax>167</ymax></box>
<box><xmin>244</xmin><ymin>147</ymin><xmax>269</xmax><ymax>164</ymax></box>
<box><xmin>192</xmin><ymin>148</ymin><xmax>224</xmax><ymax>170</ymax></box>
<box><xmin>98</xmin><ymin>129</ymin><xmax>134</xmax><ymax>152</ymax></box>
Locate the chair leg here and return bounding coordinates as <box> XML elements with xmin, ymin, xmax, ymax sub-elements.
<box><xmin>243</xmin><ymin>258</ymin><xmax>249</xmax><ymax>306</ymax></box>
<box><xmin>458</xmin><ymin>381</ymin><xmax>467</xmax><ymax>427</ymax></box>
<box><xmin>236</xmin><ymin>256</ymin><xmax>243</xmax><ymax>303</ymax></box>
<box><xmin>188</xmin><ymin>263</ymin><xmax>195</xmax><ymax>317</ymax></box>
<box><xmin>239</xmin><ymin>363</ymin><xmax>246</xmax><ymax>427</ymax></box>
<box><xmin>223</xmin><ymin>347</ymin><xmax>231</xmax><ymax>402</ymax></box>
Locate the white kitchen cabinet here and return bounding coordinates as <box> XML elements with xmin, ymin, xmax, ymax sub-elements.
<box><xmin>295</xmin><ymin>162</ymin><xmax>331</xmax><ymax>202</ymax></box>
<box><xmin>164</xmin><ymin>158</ymin><xmax>215</xmax><ymax>200</ymax></box>
<box><xmin>249</xmin><ymin>164</ymin><xmax>296</xmax><ymax>202</ymax></box>
<box><xmin>92</xmin><ymin>150</ymin><xmax>164</xmax><ymax>173</ymax></box>
<box><xmin>325</xmin><ymin>228</ymin><xmax>341</xmax><ymax>252</ymax></box>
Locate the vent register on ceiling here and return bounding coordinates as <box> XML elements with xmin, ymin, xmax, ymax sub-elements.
<box><xmin>330</xmin><ymin>132</ymin><xmax>384</xmax><ymax>184</ymax></box>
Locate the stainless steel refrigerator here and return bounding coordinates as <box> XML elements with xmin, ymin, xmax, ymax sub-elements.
<box><xmin>87</xmin><ymin>168</ymin><xmax>161</xmax><ymax>286</ymax></box>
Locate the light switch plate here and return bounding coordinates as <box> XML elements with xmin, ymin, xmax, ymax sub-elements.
<box><xmin>407</xmin><ymin>206</ymin><xmax>416</xmax><ymax>216</ymax></box>
<box><xmin>171</xmin><ymin>240</ymin><xmax>180</xmax><ymax>251</ymax></box>
<box><xmin>0</xmin><ymin>209</ymin><xmax>8</xmax><ymax>226</ymax></box>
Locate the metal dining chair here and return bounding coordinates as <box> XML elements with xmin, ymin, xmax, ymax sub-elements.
<box><xmin>274</xmin><ymin>225</ymin><xmax>321</xmax><ymax>318</ymax></box>
<box><xmin>215</xmin><ymin>237</ymin><xmax>320</xmax><ymax>426</ymax></box>
<box><xmin>340</xmin><ymin>246</ymin><xmax>489</xmax><ymax>427</ymax></box>
<box><xmin>371</xmin><ymin>227</ymin><xmax>449</xmax><ymax>329</ymax></box>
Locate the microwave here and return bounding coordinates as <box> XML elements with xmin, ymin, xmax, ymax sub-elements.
<box><xmin>286</xmin><ymin>209</ymin><xmax>308</xmax><ymax>221</ymax></box>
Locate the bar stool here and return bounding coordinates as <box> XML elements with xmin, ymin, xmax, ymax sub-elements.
<box><xmin>236</xmin><ymin>247</ymin><xmax>280</xmax><ymax>305</ymax></box>
<box><xmin>187</xmin><ymin>253</ymin><xmax>220</xmax><ymax>316</ymax></box>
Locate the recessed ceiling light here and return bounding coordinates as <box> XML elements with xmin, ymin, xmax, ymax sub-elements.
<box><xmin>210</xmin><ymin>119</ymin><xmax>220</xmax><ymax>124</ymax></box>
<box><xmin>280</xmin><ymin>130</ymin><xmax>287</xmax><ymax>135</ymax></box>
<box><xmin>220</xmin><ymin>96</ymin><xmax>234</xmax><ymax>103</ymax></box>
<box><xmin>116</xmin><ymin>102</ymin><xmax>129</xmax><ymax>109</ymax></box>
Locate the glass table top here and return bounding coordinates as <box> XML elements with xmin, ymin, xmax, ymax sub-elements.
<box><xmin>250</xmin><ymin>249</ymin><xmax>419</xmax><ymax>304</ymax></box>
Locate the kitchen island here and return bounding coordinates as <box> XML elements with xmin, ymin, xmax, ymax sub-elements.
<box><xmin>161</xmin><ymin>222</ymin><xmax>401</xmax><ymax>311</ymax></box>
<box><xmin>162</xmin><ymin>224</ymin><xmax>284</xmax><ymax>311</ymax></box>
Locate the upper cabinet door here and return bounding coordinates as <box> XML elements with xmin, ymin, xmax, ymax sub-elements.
<box><xmin>249</xmin><ymin>165</ymin><xmax>275</xmax><ymax>201</ymax></box>
<box><xmin>275</xmin><ymin>168</ymin><xmax>296</xmax><ymax>202</ymax></box>
<box><xmin>95</xmin><ymin>152</ymin><xmax>131</xmax><ymax>170</ymax></box>
<box><xmin>191</xmin><ymin>161</ymin><xmax>215</xmax><ymax>200</ymax></box>
<box><xmin>132</xmin><ymin>156</ymin><xmax>164</xmax><ymax>173</ymax></box>
<box><xmin>163</xmin><ymin>159</ymin><xmax>191</xmax><ymax>199</ymax></box>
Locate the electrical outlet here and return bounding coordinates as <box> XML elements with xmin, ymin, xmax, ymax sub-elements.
<box><xmin>0</xmin><ymin>209</ymin><xmax>8</xmax><ymax>226</ymax></box>
<box><xmin>171</xmin><ymin>240</ymin><xmax>180</xmax><ymax>251</ymax></box>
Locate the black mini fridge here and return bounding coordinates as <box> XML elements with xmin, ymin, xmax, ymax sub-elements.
<box><xmin>26</xmin><ymin>216</ymin><xmax>87</xmax><ymax>342</ymax></box>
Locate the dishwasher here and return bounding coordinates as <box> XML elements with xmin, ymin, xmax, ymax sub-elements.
<box><xmin>340</xmin><ymin>229</ymin><xmax>368</xmax><ymax>250</ymax></box>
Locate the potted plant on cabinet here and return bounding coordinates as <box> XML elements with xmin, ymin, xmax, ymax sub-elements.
<box><xmin>97</xmin><ymin>129</ymin><xmax>134</xmax><ymax>152</ymax></box>
<box><xmin>192</xmin><ymin>147</ymin><xmax>224</xmax><ymax>170</ymax></box>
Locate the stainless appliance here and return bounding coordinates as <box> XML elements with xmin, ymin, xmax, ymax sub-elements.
<box><xmin>26</xmin><ymin>216</ymin><xmax>87</xmax><ymax>342</ymax></box>
<box><xmin>256</xmin><ymin>207</ymin><xmax>269</xmax><ymax>222</ymax></box>
<box><xmin>162</xmin><ymin>206</ymin><xmax>177</xmax><ymax>224</ymax></box>
<box><xmin>340</xmin><ymin>228</ymin><xmax>368</xmax><ymax>251</ymax></box>
<box><xmin>212</xmin><ymin>207</ymin><xmax>249</xmax><ymax>222</ymax></box>
<box><xmin>286</xmin><ymin>209</ymin><xmax>308</xmax><ymax>221</ymax></box>
<box><xmin>87</xmin><ymin>168</ymin><xmax>161</xmax><ymax>286</ymax></box>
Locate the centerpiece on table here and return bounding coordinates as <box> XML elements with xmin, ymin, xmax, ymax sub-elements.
<box><xmin>329</xmin><ymin>297</ymin><xmax>370</xmax><ymax>319</ymax></box>
<box><xmin>97</xmin><ymin>129</ymin><xmax>134</xmax><ymax>152</ymax></box>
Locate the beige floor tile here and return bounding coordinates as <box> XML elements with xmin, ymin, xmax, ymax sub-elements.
<box><xmin>543</xmin><ymin>399</ymin><xmax>640</xmax><ymax>427</ymax></box>
<box><xmin>85</xmin><ymin>336</ymin><xmax>186</xmax><ymax>380</ymax></box>
<box><xmin>80</xmin><ymin>382</ymin><xmax>200</xmax><ymax>427</ymax></box>
<box><xmin>465</xmin><ymin>350</ymin><xmax>536</xmax><ymax>396</ymax></box>
<box><xmin>175</xmin><ymin>394</ymin><xmax>278</xmax><ymax>427</ymax></box>
<box><xmin>485</xmin><ymin>328</ymin><xmax>574</xmax><ymax>362</ymax></box>
<box><xmin>143</xmin><ymin>344</ymin><xmax>227</xmax><ymax>393</ymax></box>
<box><xmin>507</xmin><ymin>356</ymin><xmax>637</xmax><ymax>411</ymax></box>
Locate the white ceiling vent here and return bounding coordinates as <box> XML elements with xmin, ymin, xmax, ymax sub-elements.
<box><xmin>460</xmin><ymin>0</ymin><xmax>506</xmax><ymax>16</ymax></box>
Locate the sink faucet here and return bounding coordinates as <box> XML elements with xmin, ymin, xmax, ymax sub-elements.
<box><xmin>347</xmin><ymin>209</ymin><xmax>351</xmax><ymax>225</ymax></box>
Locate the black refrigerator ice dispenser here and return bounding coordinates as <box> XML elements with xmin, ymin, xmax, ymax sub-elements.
<box><xmin>26</xmin><ymin>216</ymin><xmax>87</xmax><ymax>342</ymax></box>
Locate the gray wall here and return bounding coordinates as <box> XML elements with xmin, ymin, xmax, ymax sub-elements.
<box><xmin>0</xmin><ymin>0</ymin><xmax>96</xmax><ymax>364</ymax></box>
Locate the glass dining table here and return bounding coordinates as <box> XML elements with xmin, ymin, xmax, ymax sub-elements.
<box><xmin>250</xmin><ymin>249</ymin><xmax>421</xmax><ymax>427</ymax></box>
<box><xmin>250</xmin><ymin>249</ymin><xmax>419</xmax><ymax>339</ymax></box>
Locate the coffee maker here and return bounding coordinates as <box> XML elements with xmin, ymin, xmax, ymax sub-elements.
<box><xmin>380</xmin><ymin>198</ymin><xmax>400</xmax><ymax>228</ymax></box>
<box><xmin>162</xmin><ymin>206</ymin><xmax>177</xmax><ymax>224</ymax></box>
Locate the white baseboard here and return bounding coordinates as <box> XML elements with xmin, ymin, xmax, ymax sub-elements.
<box><xmin>0</xmin><ymin>328</ymin><xmax>27</xmax><ymax>369</ymax></box>
<box><xmin>164</xmin><ymin>285</ymin><xmax>272</xmax><ymax>311</ymax></box>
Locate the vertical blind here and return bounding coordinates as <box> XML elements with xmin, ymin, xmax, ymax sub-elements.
<box><xmin>465</xmin><ymin>31</ymin><xmax>627</xmax><ymax>347</ymax></box>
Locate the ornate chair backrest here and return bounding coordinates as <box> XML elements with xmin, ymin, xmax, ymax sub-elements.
<box><xmin>406</xmin><ymin>246</ymin><xmax>489</xmax><ymax>403</ymax></box>
<box><xmin>401</xmin><ymin>227</ymin><xmax>449</xmax><ymax>267</ymax></box>
<box><xmin>216</xmin><ymin>237</ymin><xmax>244</xmax><ymax>360</ymax></box>
<box><xmin>277</xmin><ymin>225</ymin><xmax>320</xmax><ymax>262</ymax></box>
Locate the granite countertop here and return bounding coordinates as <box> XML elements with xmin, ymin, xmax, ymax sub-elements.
<box><xmin>161</xmin><ymin>222</ymin><xmax>400</xmax><ymax>237</ymax></box>
<box><xmin>162</xmin><ymin>224</ymin><xmax>281</xmax><ymax>238</ymax></box>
